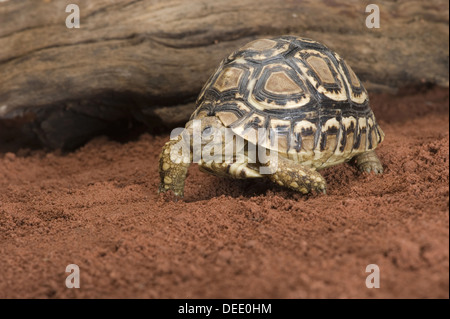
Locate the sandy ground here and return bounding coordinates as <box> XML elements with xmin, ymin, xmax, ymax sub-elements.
<box><xmin>0</xmin><ymin>86</ymin><xmax>448</xmax><ymax>299</ymax></box>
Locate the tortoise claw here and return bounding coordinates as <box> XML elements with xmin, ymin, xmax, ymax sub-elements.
<box><xmin>316</xmin><ymin>184</ymin><xmax>327</xmax><ymax>195</ymax></box>
<box><xmin>355</xmin><ymin>150</ymin><xmax>384</xmax><ymax>175</ymax></box>
<box><xmin>361</xmin><ymin>163</ymin><xmax>384</xmax><ymax>175</ymax></box>
<box><xmin>158</xmin><ymin>184</ymin><xmax>184</xmax><ymax>201</ymax></box>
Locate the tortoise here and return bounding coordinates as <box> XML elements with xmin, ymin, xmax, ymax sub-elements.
<box><xmin>159</xmin><ymin>36</ymin><xmax>384</xmax><ymax>198</ymax></box>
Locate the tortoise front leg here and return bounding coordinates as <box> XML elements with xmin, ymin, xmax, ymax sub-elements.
<box><xmin>353</xmin><ymin>150</ymin><xmax>383</xmax><ymax>174</ymax></box>
<box><xmin>158</xmin><ymin>136</ymin><xmax>191</xmax><ymax>198</ymax></box>
<box><xmin>266</xmin><ymin>156</ymin><xmax>327</xmax><ymax>194</ymax></box>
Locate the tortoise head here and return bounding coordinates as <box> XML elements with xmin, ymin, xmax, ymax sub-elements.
<box><xmin>158</xmin><ymin>113</ymin><xmax>225</xmax><ymax>199</ymax></box>
<box><xmin>184</xmin><ymin>112</ymin><xmax>226</xmax><ymax>150</ymax></box>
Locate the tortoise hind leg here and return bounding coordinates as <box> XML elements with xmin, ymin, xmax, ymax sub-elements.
<box><xmin>353</xmin><ymin>150</ymin><xmax>383</xmax><ymax>174</ymax></box>
<box><xmin>266</xmin><ymin>156</ymin><xmax>327</xmax><ymax>194</ymax></box>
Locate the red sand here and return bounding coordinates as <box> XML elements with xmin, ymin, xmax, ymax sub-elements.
<box><xmin>0</xmin><ymin>87</ymin><xmax>448</xmax><ymax>298</ymax></box>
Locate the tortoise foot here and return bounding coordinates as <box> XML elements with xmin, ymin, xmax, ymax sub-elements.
<box><xmin>354</xmin><ymin>150</ymin><xmax>383</xmax><ymax>174</ymax></box>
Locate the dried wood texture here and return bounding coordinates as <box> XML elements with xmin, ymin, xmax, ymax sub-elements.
<box><xmin>0</xmin><ymin>0</ymin><xmax>448</xmax><ymax>148</ymax></box>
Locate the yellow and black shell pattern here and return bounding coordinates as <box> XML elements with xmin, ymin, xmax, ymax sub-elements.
<box><xmin>191</xmin><ymin>36</ymin><xmax>385</xmax><ymax>169</ymax></box>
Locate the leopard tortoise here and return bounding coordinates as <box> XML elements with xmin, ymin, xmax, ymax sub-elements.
<box><xmin>159</xmin><ymin>36</ymin><xmax>385</xmax><ymax>197</ymax></box>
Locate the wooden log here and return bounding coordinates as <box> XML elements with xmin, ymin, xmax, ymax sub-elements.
<box><xmin>0</xmin><ymin>0</ymin><xmax>448</xmax><ymax>149</ymax></box>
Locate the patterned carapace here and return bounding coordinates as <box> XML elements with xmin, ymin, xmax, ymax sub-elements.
<box><xmin>192</xmin><ymin>35</ymin><xmax>384</xmax><ymax>169</ymax></box>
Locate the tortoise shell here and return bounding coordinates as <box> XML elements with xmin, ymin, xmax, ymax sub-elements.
<box><xmin>191</xmin><ymin>36</ymin><xmax>385</xmax><ymax>169</ymax></box>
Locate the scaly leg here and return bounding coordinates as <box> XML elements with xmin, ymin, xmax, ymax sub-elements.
<box><xmin>353</xmin><ymin>150</ymin><xmax>383</xmax><ymax>174</ymax></box>
<box><xmin>158</xmin><ymin>135</ymin><xmax>191</xmax><ymax>198</ymax></box>
<box><xmin>266</xmin><ymin>156</ymin><xmax>327</xmax><ymax>194</ymax></box>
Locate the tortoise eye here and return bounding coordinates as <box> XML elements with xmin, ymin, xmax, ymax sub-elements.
<box><xmin>202</xmin><ymin>126</ymin><xmax>213</xmax><ymax>135</ymax></box>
